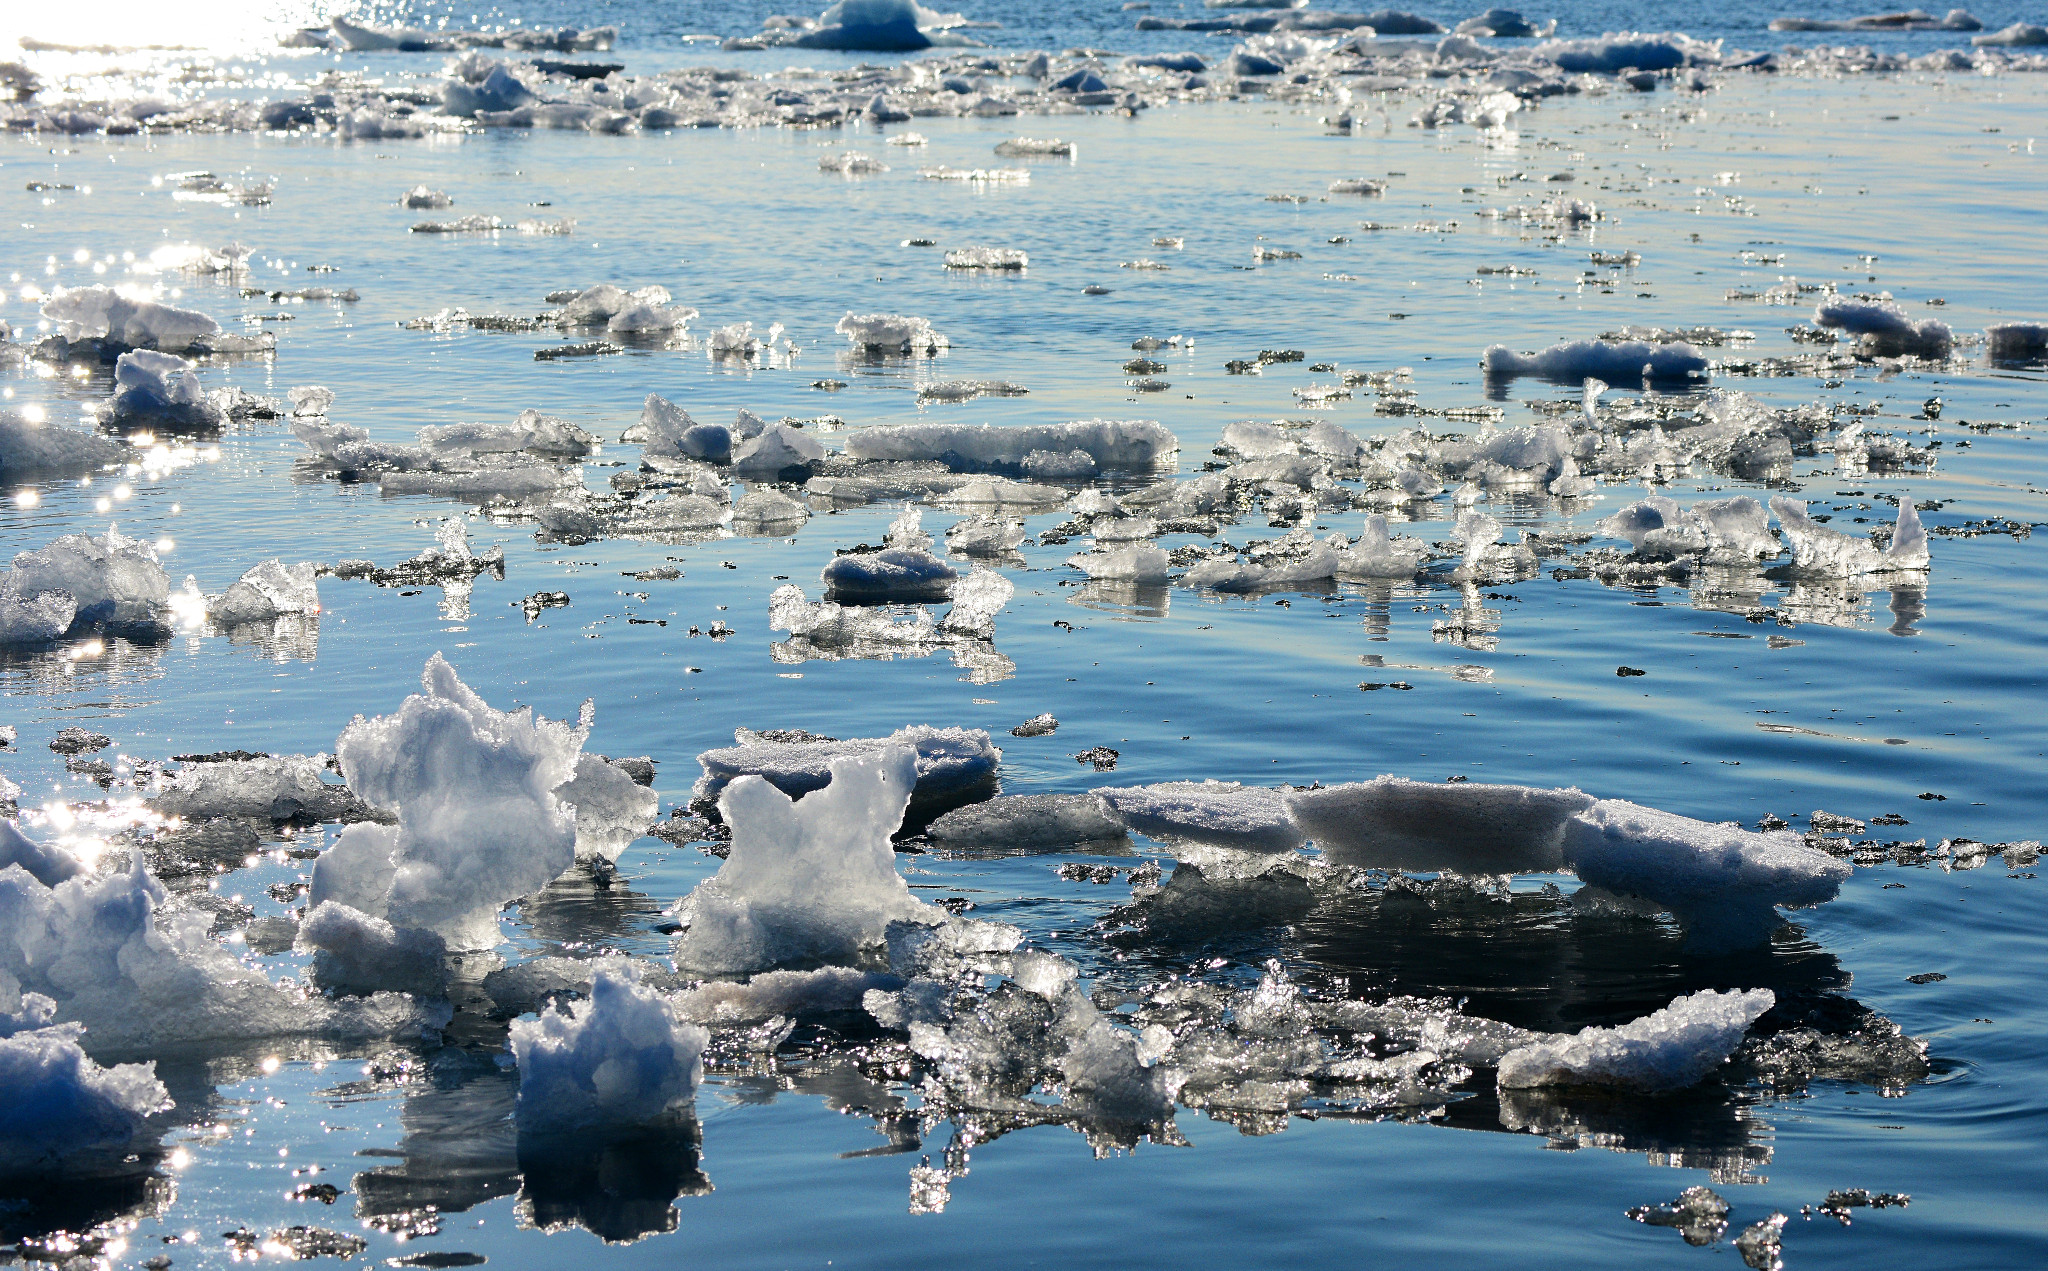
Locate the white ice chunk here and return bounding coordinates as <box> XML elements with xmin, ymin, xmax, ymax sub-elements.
<box><xmin>112</xmin><ymin>350</ymin><xmax>212</xmax><ymax>423</ymax></box>
<box><xmin>1770</xmin><ymin>496</ymin><xmax>1926</xmax><ymax>575</ymax></box>
<box><xmin>1096</xmin><ymin>781</ymin><xmax>1305</xmax><ymax>853</ymax></box>
<box><xmin>733</xmin><ymin>487</ymin><xmax>810</xmax><ymax>529</ymax></box>
<box><xmin>150</xmin><ymin>754</ymin><xmax>360</xmax><ymax>822</ymax></box>
<box><xmin>208</xmin><ymin>559</ymin><xmax>319</xmax><ymax>625</ymax></box>
<box><xmin>0</xmin><ymin>410</ymin><xmax>126</xmax><ymax>481</ymax></box>
<box><xmin>821</xmin><ymin>545</ymin><xmax>958</xmax><ymax>601</ymax></box>
<box><xmin>8</xmin><ymin>525</ymin><xmax>169</xmax><ymax>631</ymax></box>
<box><xmin>419</xmin><ymin>410</ymin><xmax>597</xmax><ymax>458</ymax></box>
<box><xmin>629</xmin><ymin>394</ymin><xmax>731</xmax><ymax>463</ymax></box>
<box><xmin>1067</xmin><ymin>544</ymin><xmax>1171</xmax><ymax>582</ymax></box>
<box><xmin>311</xmin><ymin>654</ymin><xmax>586</xmax><ymax>950</ymax></box>
<box><xmin>1287</xmin><ymin>777</ymin><xmax>1597</xmax><ymax>872</ymax></box>
<box><xmin>694</xmin><ymin>725</ymin><xmax>1000</xmax><ymax>809</ymax></box>
<box><xmin>1497</xmin><ymin>988</ymin><xmax>1775</xmax><ymax>1092</ymax></box>
<box><xmin>730</xmin><ymin>423</ymin><xmax>826</xmax><ymax>479</ymax></box>
<box><xmin>1564</xmin><ymin>800</ymin><xmax>1852</xmax><ymax>946</ymax></box>
<box><xmin>1985</xmin><ymin>320</ymin><xmax>2048</xmax><ymax>359</ymax></box>
<box><xmin>1335</xmin><ymin>515</ymin><xmax>1428</xmax><ymax>578</ymax></box>
<box><xmin>0</xmin><ymin>579</ymin><xmax>77</xmax><ymax>647</ymax></box>
<box><xmin>40</xmin><ymin>285</ymin><xmax>220</xmax><ymax>351</ymax></box>
<box><xmin>943</xmin><ymin>246</ymin><xmax>1028</xmax><ymax>270</ymax></box>
<box><xmin>296</xmin><ymin>901</ymin><xmax>449</xmax><ymax>998</ymax></box>
<box><xmin>555</xmin><ymin>754</ymin><xmax>659</xmax><ymax>861</ymax></box>
<box><xmin>937</xmin><ymin>566</ymin><xmax>1012</xmax><ymax>639</ymax></box>
<box><xmin>670</xmin><ymin>966</ymin><xmax>898</xmax><ymax>1024</ymax></box>
<box><xmin>1481</xmin><ymin>339</ymin><xmax>1708</xmax><ymax>384</ymax></box>
<box><xmin>844</xmin><ymin>419</ymin><xmax>1178</xmax><ymax>472</ymax></box>
<box><xmin>671</xmin><ymin>748</ymin><xmax>938</xmax><ymax>974</ymax></box>
<box><xmin>835</xmin><ymin>311</ymin><xmax>949</xmax><ymax>353</ymax></box>
<box><xmin>510</xmin><ymin>968</ymin><xmax>707</xmax><ymax>1133</ymax></box>
<box><xmin>0</xmin><ymin>821</ymin><xmax>84</xmax><ymax>887</ymax></box>
<box><xmin>923</xmin><ymin>793</ymin><xmax>1129</xmax><ymax>851</ymax></box>
<box><xmin>1814</xmin><ymin>295</ymin><xmax>1952</xmax><ymax>357</ymax></box>
<box><xmin>944</xmin><ymin>515</ymin><xmax>1027</xmax><ymax>554</ymax></box>
<box><xmin>0</xmin><ymin>1017</ymin><xmax>167</xmax><ymax>1175</ymax></box>
<box><xmin>884</xmin><ymin>503</ymin><xmax>933</xmax><ymax>550</ymax></box>
<box><xmin>1182</xmin><ymin>539</ymin><xmax>1345</xmax><ymax>591</ymax></box>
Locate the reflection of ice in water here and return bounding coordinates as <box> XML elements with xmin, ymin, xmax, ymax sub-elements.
<box><xmin>220</xmin><ymin>612</ymin><xmax>319</xmax><ymax>662</ymax></box>
<box><xmin>1778</xmin><ymin>577</ymin><xmax>1931</xmax><ymax>635</ymax></box>
<box><xmin>1431</xmin><ymin>584</ymin><xmax>1501</xmax><ymax>652</ymax></box>
<box><xmin>1068</xmin><ymin>579</ymin><xmax>1170</xmax><ymax>618</ymax></box>
<box><xmin>437</xmin><ymin>574</ymin><xmax>472</xmax><ymax>623</ymax></box>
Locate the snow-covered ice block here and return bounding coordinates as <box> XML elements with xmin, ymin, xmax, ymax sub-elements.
<box><xmin>297</xmin><ymin>901</ymin><xmax>449</xmax><ymax>997</ymax></box>
<box><xmin>9</xmin><ymin>526</ymin><xmax>169</xmax><ymax>632</ymax></box>
<box><xmin>944</xmin><ymin>246</ymin><xmax>1028</xmax><ymax>270</ymax></box>
<box><xmin>0</xmin><ymin>1014</ymin><xmax>167</xmax><ymax>1177</ymax></box>
<box><xmin>945</xmin><ymin>515</ymin><xmax>1027</xmax><ymax>554</ymax></box>
<box><xmin>555</xmin><ymin>754</ymin><xmax>659</xmax><ymax>860</ymax></box>
<box><xmin>312</xmin><ymin>654</ymin><xmax>586</xmax><ymax>950</ymax></box>
<box><xmin>1481</xmin><ymin>339</ymin><xmax>1709</xmax><ymax>384</ymax></box>
<box><xmin>672</xmin><ymin>748</ymin><xmax>938</xmax><ymax>974</ymax></box>
<box><xmin>1287</xmin><ymin>777</ymin><xmax>1597</xmax><ymax>873</ymax></box>
<box><xmin>923</xmin><ymin>793</ymin><xmax>1129</xmax><ymax>851</ymax></box>
<box><xmin>1985</xmin><ymin>320</ymin><xmax>2048</xmax><ymax>359</ymax></box>
<box><xmin>836</xmin><ymin>311</ymin><xmax>949</xmax><ymax>353</ymax></box>
<box><xmin>1496</xmin><ymin>988</ymin><xmax>1775</xmax><ymax>1092</ymax></box>
<box><xmin>821</xmin><ymin>546</ymin><xmax>958</xmax><ymax>602</ymax></box>
<box><xmin>1066</xmin><ymin>544</ymin><xmax>1171</xmax><ymax>582</ymax></box>
<box><xmin>511</xmin><ymin>968</ymin><xmax>707</xmax><ymax>1132</ymax></box>
<box><xmin>844</xmin><ymin>419</ymin><xmax>1178</xmax><ymax>472</ymax></box>
<box><xmin>1096</xmin><ymin>781</ymin><xmax>1305</xmax><ymax>853</ymax></box>
<box><xmin>693</xmin><ymin>725</ymin><xmax>1000</xmax><ymax>811</ymax></box>
<box><xmin>733</xmin><ymin>487</ymin><xmax>810</xmax><ymax>530</ymax></box>
<box><xmin>1563</xmin><ymin>800</ymin><xmax>1851</xmax><ymax>947</ymax></box>
<box><xmin>1534</xmin><ymin>32</ymin><xmax>1703</xmax><ymax>74</ymax></box>
<box><xmin>791</xmin><ymin>0</ymin><xmax>977</xmax><ymax>51</ymax></box>
<box><xmin>150</xmin><ymin>753</ymin><xmax>363</xmax><ymax>822</ymax></box>
<box><xmin>208</xmin><ymin>559</ymin><xmax>319</xmax><ymax>626</ymax></box>
<box><xmin>1814</xmin><ymin>296</ymin><xmax>1951</xmax><ymax>357</ymax></box>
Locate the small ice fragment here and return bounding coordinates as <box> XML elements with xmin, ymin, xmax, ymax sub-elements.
<box><xmin>835</xmin><ymin>312</ymin><xmax>949</xmax><ymax>354</ymax></box>
<box><xmin>1496</xmin><ymin>988</ymin><xmax>1775</xmax><ymax>1092</ymax></box>
<box><xmin>1010</xmin><ymin>714</ymin><xmax>1058</xmax><ymax>737</ymax></box>
<box><xmin>693</xmin><ymin>726</ymin><xmax>1000</xmax><ymax>813</ymax></box>
<box><xmin>555</xmin><ymin>754</ymin><xmax>660</xmax><ymax>860</ymax></box>
<box><xmin>1481</xmin><ymin>339</ymin><xmax>1708</xmax><ymax>384</ymax></box>
<box><xmin>1813</xmin><ymin>295</ymin><xmax>1952</xmax><ymax>357</ymax></box>
<box><xmin>943</xmin><ymin>247</ymin><xmax>1028</xmax><ymax>270</ymax></box>
<box><xmin>1066</xmin><ymin>544</ymin><xmax>1170</xmax><ymax>582</ymax></box>
<box><xmin>0</xmin><ymin>1013</ymin><xmax>168</xmax><ymax>1176</ymax></box>
<box><xmin>208</xmin><ymin>559</ymin><xmax>319</xmax><ymax>625</ymax></box>
<box><xmin>510</xmin><ymin>968</ymin><xmax>707</xmax><ymax>1132</ymax></box>
<box><xmin>399</xmin><ymin>186</ymin><xmax>453</xmax><ymax>209</ymax></box>
<box><xmin>671</xmin><ymin>748</ymin><xmax>937</xmax><ymax>974</ymax></box>
<box><xmin>844</xmin><ymin>419</ymin><xmax>1176</xmax><ymax>472</ymax></box>
<box><xmin>822</xmin><ymin>545</ymin><xmax>958</xmax><ymax>602</ymax></box>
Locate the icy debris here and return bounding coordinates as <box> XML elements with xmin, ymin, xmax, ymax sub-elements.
<box><xmin>1813</xmin><ymin>296</ymin><xmax>1952</xmax><ymax>357</ymax></box>
<box><xmin>1482</xmin><ymin>339</ymin><xmax>1709</xmax><ymax>384</ymax></box>
<box><xmin>938</xmin><ymin>477</ymin><xmax>1070</xmax><ymax>510</ymax></box>
<box><xmin>0</xmin><ymin>578</ymin><xmax>77</xmax><ymax>647</ymax></box>
<box><xmin>555</xmin><ymin>754</ymin><xmax>660</xmax><ymax>860</ymax></box>
<box><xmin>111</xmin><ymin>350</ymin><xmax>215</xmax><ymax>425</ymax></box>
<box><xmin>694</xmin><ymin>726</ymin><xmax>999</xmax><ymax>818</ymax></box>
<box><xmin>6</xmin><ymin>525</ymin><xmax>170</xmax><ymax>635</ymax></box>
<box><xmin>1097</xmin><ymin>781</ymin><xmax>1305</xmax><ymax>853</ymax></box>
<box><xmin>819</xmin><ymin>151</ymin><xmax>889</xmax><ymax>175</ymax></box>
<box><xmin>399</xmin><ymin>186</ymin><xmax>453</xmax><ymax>208</ymax></box>
<box><xmin>672</xmin><ymin>748</ymin><xmax>938</xmax><ymax>974</ymax></box>
<box><xmin>208</xmin><ymin>559</ymin><xmax>319</xmax><ymax>626</ymax></box>
<box><xmin>1770</xmin><ymin>497</ymin><xmax>1929</xmax><ymax>575</ymax></box>
<box><xmin>0</xmin><ymin>853</ymin><xmax>445</xmax><ymax>1051</ymax></box>
<box><xmin>511</xmin><ymin>969</ymin><xmax>707</xmax><ymax>1133</ymax></box>
<box><xmin>822</xmin><ymin>545</ymin><xmax>959</xmax><ymax>602</ymax></box>
<box><xmin>40</xmin><ymin>286</ymin><xmax>221</xmax><ymax>352</ymax></box>
<box><xmin>329</xmin><ymin>16</ymin><xmax>615</xmax><ymax>52</ymax></box>
<box><xmin>1974</xmin><ymin>21</ymin><xmax>2048</xmax><ymax>46</ymax></box>
<box><xmin>311</xmin><ymin>654</ymin><xmax>587</xmax><ymax>950</ymax></box>
<box><xmin>0</xmin><ymin>410</ymin><xmax>127</xmax><ymax>481</ymax></box>
<box><xmin>421</xmin><ymin>410</ymin><xmax>597</xmax><ymax>458</ymax></box>
<box><xmin>993</xmin><ymin>136</ymin><xmax>1075</xmax><ymax>156</ymax></box>
<box><xmin>1498</xmin><ymin>988</ymin><xmax>1774</xmax><ymax>1092</ymax></box>
<box><xmin>1566</xmin><ymin>801</ymin><xmax>1851</xmax><ymax>947</ymax></box>
<box><xmin>1601</xmin><ymin>494</ymin><xmax>1777</xmax><ymax>563</ymax></box>
<box><xmin>296</xmin><ymin>902</ymin><xmax>449</xmax><ymax>998</ymax></box>
<box><xmin>920</xmin><ymin>165</ymin><xmax>1031</xmax><ymax>183</ymax></box>
<box><xmin>1182</xmin><ymin>535</ymin><xmax>1346</xmax><ymax>591</ymax></box>
<box><xmin>784</xmin><ymin>0</ymin><xmax>983</xmax><ymax>52</ymax></box>
<box><xmin>1011</xmin><ymin>714</ymin><xmax>1058</xmax><ymax>738</ymax></box>
<box><xmin>1536</xmin><ymin>32</ymin><xmax>1712</xmax><ymax>73</ymax></box>
<box><xmin>1627</xmin><ymin>1186</ymin><xmax>1732</xmax><ymax>1246</ymax></box>
<box><xmin>630</xmin><ymin>394</ymin><xmax>735</xmax><ymax>465</ymax></box>
<box><xmin>1329</xmin><ymin>177</ymin><xmax>1387</xmax><ymax>195</ymax></box>
<box><xmin>939</xmin><ymin>566</ymin><xmax>1012</xmax><ymax>638</ymax></box>
<box><xmin>733</xmin><ymin>487</ymin><xmax>810</xmax><ymax>532</ymax></box>
<box><xmin>1067</xmin><ymin>544</ymin><xmax>1172</xmax><ymax>582</ymax></box>
<box><xmin>836</xmin><ymin>312</ymin><xmax>949</xmax><ymax>354</ymax></box>
<box><xmin>1985</xmin><ymin>320</ymin><xmax>2048</xmax><ymax>359</ymax></box>
<box><xmin>1773</xmin><ymin>10</ymin><xmax>1982</xmax><ymax>32</ymax></box>
<box><xmin>0</xmin><ymin>1012</ymin><xmax>168</xmax><ymax>1177</ymax></box>
<box><xmin>1288</xmin><ymin>779</ymin><xmax>1596</xmax><ymax>872</ymax></box>
<box><xmin>945</xmin><ymin>514</ymin><xmax>1028</xmax><ymax>555</ymax></box>
<box><xmin>924</xmin><ymin>792</ymin><xmax>1128</xmax><ymax>851</ymax></box>
<box><xmin>731</xmin><ymin>423</ymin><xmax>826</xmax><ymax>479</ymax></box>
<box><xmin>845</xmin><ymin>419</ymin><xmax>1177</xmax><ymax>473</ymax></box>
<box><xmin>916</xmin><ymin>379</ymin><xmax>1030</xmax><ymax>405</ymax></box>
<box><xmin>943</xmin><ymin>246</ymin><xmax>1028</xmax><ymax>270</ymax></box>
<box><xmin>1734</xmin><ymin>1213</ymin><xmax>1788</xmax><ymax>1271</ymax></box>
<box><xmin>151</xmin><ymin>753</ymin><xmax>366</xmax><ymax>822</ymax></box>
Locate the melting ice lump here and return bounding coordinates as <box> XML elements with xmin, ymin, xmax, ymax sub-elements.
<box><xmin>295</xmin><ymin>901</ymin><xmax>449</xmax><ymax>998</ymax></box>
<box><xmin>510</xmin><ymin>968</ymin><xmax>708</xmax><ymax>1133</ymax></box>
<box><xmin>1565</xmin><ymin>801</ymin><xmax>1851</xmax><ymax>947</ymax></box>
<box><xmin>6</xmin><ymin>525</ymin><xmax>170</xmax><ymax>635</ymax></box>
<box><xmin>1985</xmin><ymin>320</ymin><xmax>2048</xmax><ymax>359</ymax></box>
<box><xmin>844</xmin><ymin>419</ymin><xmax>1178</xmax><ymax>473</ymax></box>
<box><xmin>40</xmin><ymin>285</ymin><xmax>220</xmax><ymax>352</ymax></box>
<box><xmin>0</xmin><ymin>1005</ymin><xmax>169</xmax><ymax>1177</ymax></box>
<box><xmin>1770</xmin><ymin>496</ymin><xmax>1929</xmax><ymax>575</ymax></box>
<box><xmin>555</xmin><ymin>754</ymin><xmax>660</xmax><ymax>860</ymax></box>
<box><xmin>1813</xmin><ymin>296</ymin><xmax>1952</xmax><ymax>357</ymax></box>
<box><xmin>111</xmin><ymin>350</ymin><xmax>213</xmax><ymax>424</ymax></box>
<box><xmin>0</xmin><ymin>821</ymin><xmax>84</xmax><ymax>886</ymax></box>
<box><xmin>0</xmin><ymin>410</ymin><xmax>127</xmax><ymax>482</ymax></box>
<box><xmin>311</xmin><ymin>654</ymin><xmax>587</xmax><ymax>950</ymax></box>
<box><xmin>693</xmin><ymin>725</ymin><xmax>1000</xmax><ymax>811</ymax></box>
<box><xmin>791</xmin><ymin>1</ymin><xmax>980</xmax><ymax>52</ymax></box>
<box><xmin>821</xmin><ymin>545</ymin><xmax>959</xmax><ymax>602</ymax></box>
<box><xmin>670</xmin><ymin>748</ymin><xmax>939</xmax><ymax>974</ymax></box>
<box><xmin>1481</xmin><ymin>338</ymin><xmax>1709</xmax><ymax>384</ymax></box>
<box><xmin>835</xmin><ymin>311</ymin><xmax>949</xmax><ymax>354</ymax></box>
<box><xmin>1287</xmin><ymin>777</ymin><xmax>1596</xmax><ymax>873</ymax></box>
<box><xmin>149</xmin><ymin>754</ymin><xmax>364</xmax><ymax>822</ymax></box>
<box><xmin>1496</xmin><ymin>988</ymin><xmax>1776</xmax><ymax>1092</ymax></box>
<box><xmin>207</xmin><ymin>559</ymin><xmax>319</xmax><ymax>626</ymax></box>
<box><xmin>1096</xmin><ymin>781</ymin><xmax>1306</xmax><ymax>853</ymax></box>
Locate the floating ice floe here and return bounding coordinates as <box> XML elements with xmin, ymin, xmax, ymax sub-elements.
<box><xmin>692</xmin><ymin>726</ymin><xmax>1001</xmax><ymax>819</ymax></box>
<box><xmin>923</xmin><ymin>793</ymin><xmax>1130</xmax><ymax>852</ymax></box>
<box><xmin>1497</xmin><ymin>988</ymin><xmax>1775</xmax><ymax>1092</ymax></box>
<box><xmin>1974</xmin><ymin>21</ymin><xmax>2048</xmax><ymax>45</ymax></box>
<box><xmin>1535</xmin><ymin>31</ymin><xmax>1715</xmax><ymax>73</ymax></box>
<box><xmin>149</xmin><ymin>753</ymin><xmax>367</xmax><ymax>823</ymax></box>
<box><xmin>943</xmin><ymin>247</ymin><xmax>1029</xmax><ymax>270</ymax></box>
<box><xmin>0</xmin><ymin>1001</ymin><xmax>168</xmax><ymax>1178</ymax></box>
<box><xmin>1769</xmin><ymin>496</ymin><xmax>1930</xmax><ymax>576</ymax></box>
<box><xmin>204</xmin><ymin>559</ymin><xmax>319</xmax><ymax>626</ymax></box>
<box><xmin>0</xmin><ymin>848</ymin><xmax>445</xmax><ymax>1051</ymax></box>
<box><xmin>1813</xmin><ymin>295</ymin><xmax>1953</xmax><ymax>358</ymax></box>
<box><xmin>3</xmin><ymin>525</ymin><xmax>170</xmax><ymax>639</ymax></box>
<box><xmin>556</xmin><ymin>754</ymin><xmax>660</xmax><ymax>861</ymax></box>
<box><xmin>672</xmin><ymin>748</ymin><xmax>940</xmax><ymax>974</ymax></box>
<box><xmin>836</xmin><ymin>312</ymin><xmax>949</xmax><ymax>354</ymax></box>
<box><xmin>1482</xmin><ymin>338</ymin><xmax>1710</xmax><ymax>384</ymax></box>
<box><xmin>1985</xmin><ymin>320</ymin><xmax>2048</xmax><ymax>359</ymax></box>
<box><xmin>819</xmin><ymin>151</ymin><xmax>888</xmax><ymax>175</ymax></box>
<box><xmin>40</xmin><ymin>286</ymin><xmax>223</xmax><ymax>354</ymax></box>
<box><xmin>821</xmin><ymin>540</ymin><xmax>959</xmax><ymax>602</ymax></box>
<box><xmin>733</xmin><ymin>486</ymin><xmax>811</xmax><ymax>532</ymax></box>
<box><xmin>421</xmin><ymin>410</ymin><xmax>598</xmax><ymax>459</ymax></box>
<box><xmin>844</xmin><ymin>419</ymin><xmax>1177</xmax><ymax>473</ymax></box>
<box><xmin>945</xmin><ymin>514</ymin><xmax>1028</xmax><ymax>554</ymax></box>
<box><xmin>778</xmin><ymin>1</ymin><xmax>984</xmax><ymax>52</ymax></box>
<box><xmin>1771</xmin><ymin>9</ymin><xmax>1982</xmax><ymax>33</ymax></box>
<box><xmin>326</xmin><ymin>16</ymin><xmax>615</xmax><ymax>53</ymax></box>
<box><xmin>0</xmin><ymin>410</ymin><xmax>127</xmax><ymax>482</ymax></box>
<box><xmin>510</xmin><ymin>968</ymin><xmax>708</xmax><ymax>1132</ymax></box>
<box><xmin>310</xmin><ymin>654</ymin><xmax>588</xmax><ymax>950</ymax></box>
<box><xmin>916</xmin><ymin>379</ymin><xmax>1030</xmax><ymax>405</ymax></box>
<box><xmin>1097</xmin><ymin>781</ymin><xmax>1306</xmax><ymax>853</ymax></box>
<box><xmin>1066</xmin><ymin>544</ymin><xmax>1172</xmax><ymax>582</ymax></box>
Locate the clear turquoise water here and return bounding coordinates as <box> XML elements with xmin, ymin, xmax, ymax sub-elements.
<box><xmin>2</xmin><ymin>22</ymin><xmax>2046</xmax><ymax>1271</ymax></box>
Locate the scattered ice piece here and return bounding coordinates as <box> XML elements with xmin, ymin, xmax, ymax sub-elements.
<box><xmin>1770</xmin><ymin>496</ymin><xmax>1927</xmax><ymax>575</ymax></box>
<box><xmin>1335</xmin><ymin>515</ymin><xmax>1429</xmax><ymax>579</ymax></box>
<box><xmin>672</xmin><ymin>748</ymin><xmax>938</xmax><ymax>974</ymax></box>
<box><xmin>945</xmin><ymin>514</ymin><xmax>1027</xmax><ymax>555</ymax></box>
<box><xmin>7</xmin><ymin>525</ymin><xmax>169</xmax><ymax>633</ymax></box>
<box><xmin>296</xmin><ymin>901</ymin><xmax>449</xmax><ymax>998</ymax></box>
<box><xmin>1565</xmin><ymin>800</ymin><xmax>1852</xmax><ymax>947</ymax></box>
<box><xmin>1973</xmin><ymin>21</ymin><xmax>2048</xmax><ymax>46</ymax></box>
<box><xmin>916</xmin><ymin>379</ymin><xmax>1030</xmax><ymax>404</ymax></box>
<box><xmin>0</xmin><ymin>1013</ymin><xmax>168</xmax><ymax>1177</ymax></box>
<box><xmin>731</xmin><ymin>423</ymin><xmax>825</xmax><ymax>479</ymax></box>
<box><xmin>1288</xmin><ymin>778</ymin><xmax>1597</xmax><ymax>872</ymax></box>
<box><xmin>1010</xmin><ymin>714</ymin><xmax>1058</xmax><ymax>738</ymax></box>
<box><xmin>938</xmin><ymin>565</ymin><xmax>1012</xmax><ymax>638</ymax></box>
<box><xmin>822</xmin><ymin>545</ymin><xmax>958</xmax><ymax>602</ymax></box>
<box><xmin>1627</xmin><ymin>1186</ymin><xmax>1731</xmax><ymax>1247</ymax></box>
<box><xmin>1481</xmin><ymin>339</ymin><xmax>1708</xmax><ymax>384</ymax></box>
<box><xmin>0</xmin><ymin>410</ymin><xmax>127</xmax><ymax>482</ymax></box>
<box><xmin>311</xmin><ymin>654</ymin><xmax>587</xmax><ymax>950</ymax></box>
<box><xmin>151</xmin><ymin>753</ymin><xmax>365</xmax><ymax>822</ymax></box>
<box><xmin>819</xmin><ymin>151</ymin><xmax>888</xmax><ymax>174</ymax></box>
<box><xmin>937</xmin><ymin>477</ymin><xmax>1070</xmax><ymax>509</ymax></box>
<box><xmin>789</xmin><ymin>0</ymin><xmax>981</xmax><ymax>52</ymax></box>
<box><xmin>670</xmin><ymin>966</ymin><xmax>900</xmax><ymax>1023</ymax></box>
<box><xmin>0</xmin><ymin>821</ymin><xmax>84</xmax><ymax>886</ymax></box>
<box><xmin>1498</xmin><ymin>988</ymin><xmax>1775</xmax><ymax>1093</ymax></box>
<box><xmin>208</xmin><ymin>559</ymin><xmax>319</xmax><ymax>626</ymax></box>
<box><xmin>112</xmin><ymin>350</ymin><xmax>214</xmax><ymax>425</ymax></box>
<box><xmin>733</xmin><ymin>487</ymin><xmax>810</xmax><ymax>531</ymax></box>
<box><xmin>846</xmin><ymin>419</ymin><xmax>1176</xmax><ymax>473</ymax></box>
<box><xmin>555</xmin><ymin>754</ymin><xmax>659</xmax><ymax>860</ymax></box>
<box><xmin>399</xmin><ymin>186</ymin><xmax>453</xmax><ymax>209</ymax></box>
<box><xmin>943</xmin><ymin>247</ymin><xmax>1028</xmax><ymax>270</ymax></box>
<box><xmin>1985</xmin><ymin>320</ymin><xmax>2048</xmax><ymax>359</ymax></box>
<box><xmin>1814</xmin><ymin>295</ymin><xmax>1952</xmax><ymax>357</ymax></box>
<box><xmin>694</xmin><ymin>726</ymin><xmax>1000</xmax><ymax>816</ymax></box>
<box><xmin>1067</xmin><ymin>544</ymin><xmax>1171</xmax><ymax>582</ymax></box>
<box><xmin>1096</xmin><ymin>781</ymin><xmax>1304</xmax><ymax>853</ymax></box>
<box><xmin>511</xmin><ymin>968</ymin><xmax>707</xmax><ymax>1132</ymax></box>
<box><xmin>40</xmin><ymin>285</ymin><xmax>221</xmax><ymax>352</ymax></box>
<box><xmin>835</xmin><ymin>312</ymin><xmax>949</xmax><ymax>354</ymax></box>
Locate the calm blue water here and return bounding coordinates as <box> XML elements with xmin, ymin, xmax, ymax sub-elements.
<box><xmin>2</xmin><ymin>4</ymin><xmax>2047</xmax><ymax>1269</ymax></box>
